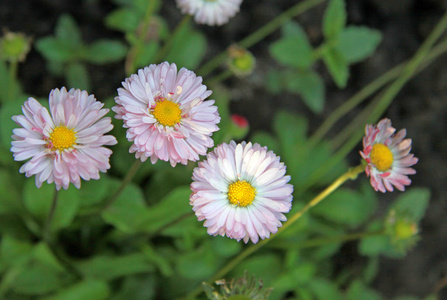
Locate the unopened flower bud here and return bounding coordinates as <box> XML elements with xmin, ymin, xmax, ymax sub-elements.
<box><xmin>227</xmin><ymin>44</ymin><xmax>256</xmax><ymax>77</ymax></box>
<box><xmin>0</xmin><ymin>30</ymin><xmax>32</xmax><ymax>63</ymax></box>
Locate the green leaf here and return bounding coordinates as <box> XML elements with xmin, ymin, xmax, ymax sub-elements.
<box><xmin>23</xmin><ymin>180</ymin><xmax>80</xmax><ymax>231</ymax></box>
<box><xmin>0</xmin><ymin>235</ymin><xmax>33</xmax><ymax>266</ymax></box>
<box><xmin>134</xmin><ymin>42</ymin><xmax>159</xmax><ymax>69</ymax></box>
<box><xmin>312</xmin><ymin>188</ymin><xmax>377</xmax><ymax>227</ymax></box>
<box><xmin>232</xmin><ymin>254</ymin><xmax>282</xmax><ymax>285</ymax></box>
<box><xmin>9</xmin><ymin>243</ymin><xmax>73</xmax><ymax>295</ymax></box>
<box><xmin>42</xmin><ymin>280</ymin><xmax>110</xmax><ymax>300</ymax></box>
<box><xmin>358</xmin><ymin>221</ymin><xmax>399</xmax><ymax>257</ymax></box>
<box><xmin>84</xmin><ymin>40</ymin><xmax>127</xmax><ymax>64</ymax></box>
<box><xmin>1</xmin><ymin>100</ymin><xmax>23</xmax><ymax>150</ymax></box>
<box><xmin>390</xmin><ymin>188</ymin><xmax>430</xmax><ymax>221</ymax></box>
<box><xmin>210</xmin><ymin>236</ymin><xmax>242</xmax><ymax>258</ymax></box>
<box><xmin>176</xmin><ymin>248</ymin><xmax>217</xmax><ymax>280</ymax></box>
<box><xmin>322</xmin><ymin>46</ymin><xmax>349</xmax><ymax>88</ymax></box>
<box><xmin>270</xmin><ymin>263</ymin><xmax>316</xmax><ymax>300</ymax></box>
<box><xmin>105</xmin><ymin>8</ymin><xmax>140</xmax><ymax>32</ymax></box>
<box><xmin>251</xmin><ymin>131</ymin><xmax>281</xmax><ymax>155</ymax></box>
<box><xmin>0</xmin><ymin>169</ymin><xmax>21</xmax><ymax>214</ymax></box>
<box><xmin>265</xmin><ymin>70</ymin><xmax>284</xmax><ymax>95</ymax></box>
<box><xmin>78</xmin><ymin>174</ymin><xmax>112</xmax><ymax>208</ymax></box>
<box><xmin>286</xmin><ymin>70</ymin><xmax>325</xmax><ymax>113</ymax></box>
<box><xmin>269</xmin><ymin>35</ymin><xmax>313</xmax><ymax>69</ymax></box>
<box><xmin>0</xmin><ymin>60</ymin><xmax>21</xmax><ymax>103</ymax></box>
<box><xmin>346</xmin><ymin>280</ymin><xmax>383</xmax><ymax>300</ymax></box>
<box><xmin>55</xmin><ymin>15</ymin><xmax>82</xmax><ymax>49</ymax></box>
<box><xmin>67</xmin><ymin>62</ymin><xmax>90</xmax><ymax>91</ymax></box>
<box><xmin>110</xmin><ymin>275</ymin><xmax>156</xmax><ymax>300</ymax></box>
<box><xmin>308</xmin><ymin>278</ymin><xmax>344</xmax><ymax>300</ymax></box>
<box><xmin>76</xmin><ymin>254</ymin><xmax>155</xmax><ymax>280</ymax></box>
<box><xmin>165</xmin><ymin>24</ymin><xmax>206</xmax><ymax>69</ymax></box>
<box><xmin>336</xmin><ymin>26</ymin><xmax>382</xmax><ymax>63</ymax></box>
<box><xmin>101</xmin><ymin>183</ymin><xmax>147</xmax><ymax>233</ymax></box>
<box><xmin>323</xmin><ymin>0</ymin><xmax>347</xmax><ymax>40</ymax></box>
<box><xmin>35</xmin><ymin>37</ymin><xmax>76</xmax><ymax>63</ymax></box>
<box><xmin>138</xmin><ymin>186</ymin><xmax>192</xmax><ymax>233</ymax></box>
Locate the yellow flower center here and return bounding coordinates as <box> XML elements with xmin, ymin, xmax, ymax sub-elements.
<box><xmin>49</xmin><ymin>126</ymin><xmax>76</xmax><ymax>150</ymax></box>
<box><xmin>228</xmin><ymin>180</ymin><xmax>256</xmax><ymax>207</ymax></box>
<box><xmin>152</xmin><ymin>100</ymin><xmax>182</xmax><ymax>127</ymax></box>
<box><xmin>370</xmin><ymin>143</ymin><xmax>393</xmax><ymax>172</ymax></box>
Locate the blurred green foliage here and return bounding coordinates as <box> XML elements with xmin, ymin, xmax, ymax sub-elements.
<box><xmin>0</xmin><ymin>0</ymin><xmax>433</xmax><ymax>299</ymax></box>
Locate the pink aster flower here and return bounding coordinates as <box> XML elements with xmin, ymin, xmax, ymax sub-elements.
<box><xmin>360</xmin><ymin>118</ymin><xmax>418</xmax><ymax>193</ymax></box>
<box><xmin>176</xmin><ymin>0</ymin><xmax>243</xmax><ymax>26</ymax></box>
<box><xmin>113</xmin><ymin>62</ymin><xmax>220</xmax><ymax>167</ymax></box>
<box><xmin>11</xmin><ymin>87</ymin><xmax>117</xmax><ymax>190</ymax></box>
<box><xmin>190</xmin><ymin>141</ymin><xmax>293</xmax><ymax>244</ymax></box>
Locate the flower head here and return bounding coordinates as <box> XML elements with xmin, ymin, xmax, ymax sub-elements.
<box><xmin>11</xmin><ymin>87</ymin><xmax>117</xmax><ymax>190</ymax></box>
<box><xmin>113</xmin><ymin>62</ymin><xmax>220</xmax><ymax>167</ymax></box>
<box><xmin>190</xmin><ymin>141</ymin><xmax>293</xmax><ymax>244</ymax></box>
<box><xmin>176</xmin><ymin>0</ymin><xmax>243</xmax><ymax>26</ymax></box>
<box><xmin>360</xmin><ymin>118</ymin><xmax>418</xmax><ymax>193</ymax></box>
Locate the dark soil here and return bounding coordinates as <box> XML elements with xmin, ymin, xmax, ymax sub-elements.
<box><xmin>1</xmin><ymin>0</ymin><xmax>446</xmax><ymax>298</ymax></box>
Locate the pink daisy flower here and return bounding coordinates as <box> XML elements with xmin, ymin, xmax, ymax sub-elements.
<box><xmin>176</xmin><ymin>0</ymin><xmax>243</xmax><ymax>26</ymax></box>
<box><xmin>113</xmin><ymin>62</ymin><xmax>220</xmax><ymax>167</ymax></box>
<box><xmin>11</xmin><ymin>87</ymin><xmax>117</xmax><ymax>190</ymax></box>
<box><xmin>190</xmin><ymin>141</ymin><xmax>293</xmax><ymax>244</ymax></box>
<box><xmin>360</xmin><ymin>118</ymin><xmax>418</xmax><ymax>193</ymax></box>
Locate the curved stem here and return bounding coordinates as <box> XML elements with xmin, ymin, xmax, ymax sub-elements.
<box><xmin>330</xmin><ymin>11</ymin><xmax>447</xmax><ymax>150</ymax></box>
<box><xmin>154</xmin><ymin>14</ymin><xmax>192</xmax><ymax>63</ymax></box>
<box><xmin>310</xmin><ymin>37</ymin><xmax>447</xmax><ymax>148</ymax></box>
<box><xmin>185</xmin><ymin>164</ymin><xmax>364</xmax><ymax>299</ymax></box>
<box><xmin>99</xmin><ymin>159</ymin><xmax>142</xmax><ymax>212</ymax></box>
<box><xmin>198</xmin><ymin>0</ymin><xmax>326</xmax><ymax>76</ymax></box>
<box><xmin>43</xmin><ymin>190</ymin><xmax>59</xmax><ymax>242</ymax></box>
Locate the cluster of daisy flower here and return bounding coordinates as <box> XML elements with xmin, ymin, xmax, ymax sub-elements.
<box><xmin>10</xmin><ymin>59</ymin><xmax>419</xmax><ymax>244</ymax></box>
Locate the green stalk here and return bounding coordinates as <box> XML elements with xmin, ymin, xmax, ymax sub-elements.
<box><xmin>98</xmin><ymin>159</ymin><xmax>142</xmax><ymax>212</ymax></box>
<box><xmin>184</xmin><ymin>164</ymin><xmax>364</xmax><ymax>299</ymax></box>
<box><xmin>154</xmin><ymin>14</ymin><xmax>192</xmax><ymax>63</ymax></box>
<box><xmin>198</xmin><ymin>0</ymin><xmax>326</xmax><ymax>76</ymax></box>
<box><xmin>302</xmin><ymin>37</ymin><xmax>447</xmax><ymax>190</ymax></box>
<box><xmin>310</xmin><ymin>37</ymin><xmax>447</xmax><ymax>148</ymax></box>
<box><xmin>330</xmin><ymin>11</ymin><xmax>447</xmax><ymax>150</ymax></box>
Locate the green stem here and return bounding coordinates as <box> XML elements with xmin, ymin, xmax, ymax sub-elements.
<box><xmin>154</xmin><ymin>14</ymin><xmax>192</xmax><ymax>63</ymax></box>
<box><xmin>270</xmin><ymin>230</ymin><xmax>385</xmax><ymax>249</ymax></box>
<box><xmin>185</xmin><ymin>164</ymin><xmax>364</xmax><ymax>299</ymax></box>
<box><xmin>302</xmin><ymin>38</ymin><xmax>447</xmax><ymax>190</ymax></box>
<box><xmin>310</xmin><ymin>37</ymin><xmax>447</xmax><ymax>148</ymax></box>
<box><xmin>124</xmin><ymin>0</ymin><xmax>157</xmax><ymax>76</ymax></box>
<box><xmin>80</xmin><ymin>159</ymin><xmax>142</xmax><ymax>216</ymax></box>
<box><xmin>99</xmin><ymin>159</ymin><xmax>142</xmax><ymax>212</ymax></box>
<box><xmin>198</xmin><ymin>0</ymin><xmax>326</xmax><ymax>76</ymax></box>
<box><xmin>207</xmin><ymin>69</ymin><xmax>232</xmax><ymax>85</ymax></box>
<box><xmin>43</xmin><ymin>190</ymin><xmax>59</xmax><ymax>242</ymax></box>
<box><xmin>330</xmin><ymin>11</ymin><xmax>447</xmax><ymax>150</ymax></box>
